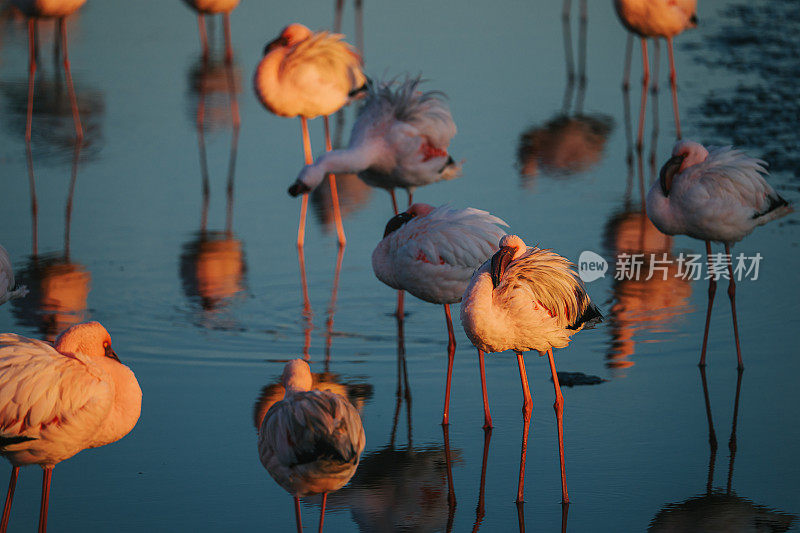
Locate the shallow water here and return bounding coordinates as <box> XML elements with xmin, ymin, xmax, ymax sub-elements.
<box><xmin>0</xmin><ymin>0</ymin><xmax>799</xmax><ymax>531</ymax></box>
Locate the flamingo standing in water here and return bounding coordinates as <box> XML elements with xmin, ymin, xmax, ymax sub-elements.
<box><xmin>461</xmin><ymin>235</ymin><xmax>602</xmax><ymax>503</ymax></box>
<box><xmin>258</xmin><ymin>359</ymin><xmax>365</xmax><ymax>533</ymax></box>
<box><xmin>255</xmin><ymin>23</ymin><xmax>365</xmax><ymax>247</ymax></box>
<box><xmin>646</xmin><ymin>140</ymin><xmax>791</xmax><ymax>369</ymax></box>
<box><xmin>0</xmin><ymin>321</ymin><xmax>142</xmax><ymax>533</ymax></box>
<box><xmin>371</xmin><ymin>204</ymin><xmax>508</xmax><ymax>426</ymax></box>
<box><xmin>0</xmin><ymin>246</ymin><xmax>28</xmax><ymax>306</ymax></box>
<box><xmin>614</xmin><ymin>0</ymin><xmax>697</xmax><ymax>146</ymax></box>
<box><xmin>288</xmin><ymin>76</ymin><xmax>462</xmax><ymax>216</ymax></box>
<box><xmin>182</xmin><ymin>0</ymin><xmax>239</xmax><ymax>63</ymax></box>
<box><xmin>10</xmin><ymin>0</ymin><xmax>86</xmax><ymax>143</ymax></box>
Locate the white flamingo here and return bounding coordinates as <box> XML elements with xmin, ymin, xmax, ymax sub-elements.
<box><xmin>372</xmin><ymin>203</ymin><xmax>508</xmax><ymax>426</ymax></box>
<box><xmin>0</xmin><ymin>246</ymin><xmax>28</xmax><ymax>306</ymax></box>
<box><xmin>614</xmin><ymin>0</ymin><xmax>697</xmax><ymax>145</ymax></box>
<box><xmin>258</xmin><ymin>359</ymin><xmax>365</xmax><ymax>533</ymax></box>
<box><xmin>288</xmin><ymin>76</ymin><xmax>462</xmax><ymax>216</ymax></box>
<box><xmin>10</xmin><ymin>0</ymin><xmax>86</xmax><ymax>143</ymax></box>
<box><xmin>460</xmin><ymin>235</ymin><xmax>602</xmax><ymax>504</ymax></box>
<box><xmin>0</xmin><ymin>321</ymin><xmax>142</xmax><ymax>533</ymax></box>
<box><xmin>182</xmin><ymin>0</ymin><xmax>240</xmax><ymax>63</ymax></box>
<box><xmin>255</xmin><ymin>23</ymin><xmax>365</xmax><ymax>247</ymax></box>
<box><xmin>646</xmin><ymin>140</ymin><xmax>791</xmax><ymax>369</ymax></box>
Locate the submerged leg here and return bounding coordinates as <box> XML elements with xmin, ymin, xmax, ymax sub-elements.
<box><xmin>699</xmin><ymin>241</ymin><xmax>716</xmax><ymax>366</ymax></box>
<box><xmin>60</xmin><ymin>17</ymin><xmax>83</xmax><ymax>142</ymax></box>
<box><xmin>442</xmin><ymin>304</ymin><xmax>456</xmax><ymax>426</ymax></box>
<box><xmin>472</xmin><ymin>428</ymin><xmax>492</xmax><ymax>532</ymax></box>
<box><xmin>516</xmin><ymin>352</ymin><xmax>533</xmax><ymax>503</ymax></box>
<box><xmin>198</xmin><ymin>15</ymin><xmax>209</xmax><ymax>62</ymax></box>
<box><xmin>478</xmin><ymin>349</ymin><xmax>493</xmax><ymax>429</ymax></box>
<box><xmin>666</xmin><ymin>36</ymin><xmax>682</xmax><ymax>140</ymax></box>
<box><xmin>725</xmin><ymin>243</ymin><xmax>743</xmax><ymax>369</ymax></box>
<box><xmin>26</xmin><ymin>19</ymin><xmax>37</xmax><ymax>144</ymax></box>
<box><xmin>636</xmin><ymin>38</ymin><xmax>650</xmax><ymax>153</ymax></box>
<box><xmin>223</xmin><ymin>12</ymin><xmax>233</xmax><ymax>64</ymax></box>
<box><xmin>547</xmin><ymin>349</ymin><xmax>569</xmax><ymax>504</ymax></box>
<box><xmin>1</xmin><ymin>467</ymin><xmax>19</xmax><ymax>533</ymax></box>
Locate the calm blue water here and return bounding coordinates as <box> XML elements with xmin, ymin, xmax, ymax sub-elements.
<box><xmin>0</xmin><ymin>0</ymin><xmax>798</xmax><ymax>531</ymax></box>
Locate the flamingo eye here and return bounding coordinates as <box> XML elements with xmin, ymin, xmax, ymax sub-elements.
<box><xmin>102</xmin><ymin>341</ymin><xmax>110</xmax><ymax>348</ymax></box>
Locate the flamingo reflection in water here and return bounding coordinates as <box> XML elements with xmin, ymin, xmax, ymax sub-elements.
<box><xmin>181</xmin><ymin>0</ymin><xmax>239</xmax><ymax>64</ymax></box>
<box><xmin>256</xmin><ymin>23</ymin><xmax>365</xmax><ymax>248</ymax></box>
<box><xmin>258</xmin><ymin>360</ymin><xmax>366</xmax><ymax>533</ymax></box>
<box><xmin>647</xmin><ymin>141</ymin><xmax>791</xmax><ymax>368</ymax></box>
<box><xmin>372</xmin><ymin>204</ymin><xmax>508</xmax><ymax>426</ymax></box>
<box><xmin>649</xmin><ymin>369</ymin><xmax>796</xmax><ymax>532</ymax></box>
<box><xmin>461</xmin><ymin>235</ymin><xmax>602</xmax><ymax>504</ymax></box>
<box><xmin>0</xmin><ymin>247</ymin><xmax>28</xmax><ymax>307</ymax></box>
<box><xmin>518</xmin><ymin>0</ymin><xmax>613</xmax><ymax>185</ymax></box>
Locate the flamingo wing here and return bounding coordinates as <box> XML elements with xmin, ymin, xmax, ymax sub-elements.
<box><xmin>283</xmin><ymin>32</ymin><xmax>364</xmax><ymax>95</ymax></box>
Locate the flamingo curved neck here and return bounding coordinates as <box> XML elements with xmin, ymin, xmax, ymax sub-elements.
<box><xmin>90</xmin><ymin>359</ymin><xmax>142</xmax><ymax>447</ymax></box>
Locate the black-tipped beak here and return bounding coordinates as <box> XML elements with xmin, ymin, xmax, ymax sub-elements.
<box><xmin>383</xmin><ymin>212</ymin><xmax>413</xmax><ymax>237</ymax></box>
<box><xmin>288</xmin><ymin>181</ymin><xmax>311</xmax><ymax>197</ymax></box>
<box><xmin>438</xmin><ymin>155</ymin><xmax>455</xmax><ymax>173</ymax></box>
<box><xmin>658</xmin><ymin>155</ymin><xmax>684</xmax><ymax>197</ymax></box>
<box><xmin>348</xmin><ymin>80</ymin><xmax>369</xmax><ymax>98</ymax></box>
<box><xmin>263</xmin><ymin>37</ymin><xmax>287</xmax><ymax>55</ymax></box>
<box><xmin>490</xmin><ymin>247</ymin><xmax>514</xmax><ymax>288</ymax></box>
<box><xmin>105</xmin><ymin>344</ymin><xmax>120</xmax><ymax>362</ymax></box>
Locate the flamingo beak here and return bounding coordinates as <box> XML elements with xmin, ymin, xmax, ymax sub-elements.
<box><xmin>263</xmin><ymin>36</ymin><xmax>288</xmax><ymax>55</ymax></box>
<box><xmin>105</xmin><ymin>344</ymin><xmax>120</xmax><ymax>362</ymax></box>
<box><xmin>383</xmin><ymin>212</ymin><xmax>413</xmax><ymax>237</ymax></box>
<box><xmin>490</xmin><ymin>246</ymin><xmax>514</xmax><ymax>288</ymax></box>
<box><xmin>659</xmin><ymin>155</ymin><xmax>684</xmax><ymax>197</ymax></box>
<box><xmin>288</xmin><ymin>181</ymin><xmax>311</xmax><ymax>197</ymax></box>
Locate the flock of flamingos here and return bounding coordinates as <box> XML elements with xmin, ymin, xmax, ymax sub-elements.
<box><xmin>0</xmin><ymin>0</ymin><xmax>794</xmax><ymax>531</ymax></box>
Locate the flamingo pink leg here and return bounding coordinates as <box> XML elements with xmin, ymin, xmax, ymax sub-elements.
<box><xmin>636</xmin><ymin>38</ymin><xmax>650</xmax><ymax>152</ymax></box>
<box><xmin>699</xmin><ymin>241</ymin><xmax>716</xmax><ymax>367</ymax></box>
<box><xmin>223</xmin><ymin>12</ymin><xmax>233</xmax><ymax>64</ymax></box>
<box><xmin>622</xmin><ymin>33</ymin><xmax>633</xmax><ymax>91</ymax></box>
<box><xmin>407</xmin><ymin>190</ymin><xmax>414</xmax><ymax>207</ymax></box>
<box><xmin>442</xmin><ymin>304</ymin><xmax>456</xmax><ymax>426</ymax></box>
<box><xmin>26</xmin><ymin>19</ymin><xmax>36</xmax><ymax>144</ymax></box>
<box><xmin>478</xmin><ymin>349</ymin><xmax>493</xmax><ymax>429</ymax></box>
<box><xmin>725</xmin><ymin>243</ymin><xmax>743</xmax><ymax>369</ymax></box>
<box><xmin>318</xmin><ymin>492</ymin><xmax>328</xmax><ymax>533</ymax></box>
<box><xmin>515</xmin><ymin>351</ymin><xmax>532</xmax><ymax>503</ymax></box>
<box><xmin>323</xmin><ymin>115</ymin><xmax>347</xmax><ymax>247</ymax></box>
<box><xmin>390</xmin><ymin>189</ymin><xmax>399</xmax><ymax>215</ymax></box>
<box><xmin>59</xmin><ymin>17</ymin><xmax>83</xmax><ymax>143</ymax></box>
<box><xmin>1</xmin><ymin>466</ymin><xmax>19</xmax><ymax>533</ymax></box>
<box><xmin>546</xmin><ymin>348</ymin><xmax>569</xmax><ymax>504</ymax></box>
<box><xmin>666</xmin><ymin>36</ymin><xmax>682</xmax><ymax>140</ymax></box>
<box><xmin>38</xmin><ymin>466</ymin><xmax>52</xmax><ymax>533</ymax></box>
<box><xmin>293</xmin><ymin>496</ymin><xmax>303</xmax><ymax>533</ymax></box>
<box><xmin>197</xmin><ymin>15</ymin><xmax>209</xmax><ymax>62</ymax></box>
<box><xmin>297</xmin><ymin>117</ymin><xmax>313</xmax><ymax>248</ymax></box>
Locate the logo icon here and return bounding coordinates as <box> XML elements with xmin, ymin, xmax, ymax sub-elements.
<box><xmin>578</xmin><ymin>251</ymin><xmax>608</xmax><ymax>282</ymax></box>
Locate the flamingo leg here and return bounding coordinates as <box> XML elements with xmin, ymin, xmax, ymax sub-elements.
<box><xmin>223</xmin><ymin>12</ymin><xmax>233</xmax><ymax>64</ymax></box>
<box><xmin>636</xmin><ymin>38</ymin><xmax>649</xmax><ymax>153</ymax></box>
<box><xmin>666</xmin><ymin>36</ymin><xmax>682</xmax><ymax>140</ymax></box>
<box><xmin>26</xmin><ymin>19</ymin><xmax>37</xmax><ymax>144</ymax></box>
<box><xmin>442</xmin><ymin>304</ymin><xmax>456</xmax><ymax>426</ymax></box>
<box><xmin>197</xmin><ymin>15</ymin><xmax>209</xmax><ymax>62</ymax></box>
<box><xmin>407</xmin><ymin>190</ymin><xmax>414</xmax><ymax>208</ymax></box>
<box><xmin>699</xmin><ymin>364</ymin><xmax>717</xmax><ymax>493</ymax></box>
<box><xmin>724</xmin><ymin>243</ymin><xmax>743</xmax><ymax>369</ymax></box>
<box><xmin>622</xmin><ymin>33</ymin><xmax>633</xmax><ymax>91</ymax></box>
<box><xmin>726</xmin><ymin>368</ymin><xmax>744</xmax><ymax>493</ymax></box>
<box><xmin>26</xmin><ymin>142</ymin><xmax>38</xmax><ymax>255</ymax></box>
<box><xmin>334</xmin><ymin>0</ymin><xmax>344</xmax><ymax>33</ymax></box>
<box><xmin>323</xmin><ymin>116</ymin><xmax>346</xmax><ymax>247</ymax></box>
<box><xmin>546</xmin><ymin>348</ymin><xmax>569</xmax><ymax>504</ymax></box>
<box><xmin>478</xmin><ymin>349</ymin><xmax>493</xmax><ymax>429</ymax></box>
<box><xmin>389</xmin><ymin>189</ymin><xmax>399</xmax><ymax>215</ymax></box>
<box><xmin>293</xmin><ymin>496</ymin><xmax>303</xmax><ymax>533</ymax></box>
<box><xmin>224</xmin><ymin>67</ymin><xmax>240</xmax><ymax>234</ymax></box>
<box><xmin>355</xmin><ymin>0</ymin><xmax>364</xmax><ymax>54</ymax></box>
<box><xmin>561</xmin><ymin>0</ymin><xmax>574</xmax><ymax>115</ymax></box>
<box><xmin>699</xmin><ymin>241</ymin><xmax>716</xmax><ymax>366</ymax></box>
<box><xmin>297</xmin><ymin>117</ymin><xmax>313</xmax><ymax>248</ymax></box>
<box><xmin>442</xmin><ymin>425</ymin><xmax>457</xmax><ymax>510</ymax></box>
<box><xmin>1</xmin><ymin>467</ymin><xmax>19</xmax><ymax>533</ymax></box>
<box><xmin>516</xmin><ymin>501</ymin><xmax>526</xmax><ymax>533</ymax></box>
<box><xmin>515</xmin><ymin>351</ymin><xmax>532</xmax><ymax>503</ymax></box>
<box><xmin>561</xmin><ymin>502</ymin><xmax>569</xmax><ymax>533</ymax></box>
<box><xmin>298</xmin><ymin>245</ymin><xmax>312</xmax><ymax>360</ymax></box>
<box><xmin>317</xmin><ymin>492</ymin><xmax>328</xmax><ymax>533</ymax></box>
<box><xmin>59</xmin><ymin>17</ymin><xmax>83</xmax><ymax>143</ymax></box>
<box><xmin>472</xmin><ymin>428</ymin><xmax>491</xmax><ymax>533</ymax></box>
<box><xmin>197</xmin><ymin>83</ymin><xmax>210</xmax><ymax>233</ymax></box>
<box><xmin>38</xmin><ymin>466</ymin><xmax>52</xmax><ymax>533</ymax></box>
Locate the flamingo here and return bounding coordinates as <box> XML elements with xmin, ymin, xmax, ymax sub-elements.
<box><xmin>614</xmin><ymin>0</ymin><xmax>697</xmax><ymax>146</ymax></box>
<box><xmin>11</xmin><ymin>0</ymin><xmax>86</xmax><ymax>143</ymax></box>
<box><xmin>0</xmin><ymin>246</ymin><xmax>28</xmax><ymax>306</ymax></box>
<box><xmin>0</xmin><ymin>321</ymin><xmax>142</xmax><ymax>533</ymax></box>
<box><xmin>255</xmin><ymin>23</ymin><xmax>365</xmax><ymax>247</ymax></box>
<box><xmin>647</xmin><ymin>140</ymin><xmax>792</xmax><ymax>368</ymax></box>
<box><xmin>287</xmin><ymin>76</ymin><xmax>462</xmax><ymax>216</ymax></box>
<box><xmin>460</xmin><ymin>235</ymin><xmax>602</xmax><ymax>504</ymax></box>
<box><xmin>258</xmin><ymin>359</ymin><xmax>366</xmax><ymax>533</ymax></box>
<box><xmin>182</xmin><ymin>0</ymin><xmax>239</xmax><ymax>64</ymax></box>
<box><xmin>371</xmin><ymin>204</ymin><xmax>508</xmax><ymax>426</ymax></box>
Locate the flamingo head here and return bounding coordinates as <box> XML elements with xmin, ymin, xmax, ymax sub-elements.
<box><xmin>263</xmin><ymin>23</ymin><xmax>312</xmax><ymax>55</ymax></box>
<box><xmin>659</xmin><ymin>140</ymin><xmax>709</xmax><ymax>197</ymax></box>
<box><xmin>491</xmin><ymin>235</ymin><xmax>527</xmax><ymax>288</ymax></box>
<box><xmin>382</xmin><ymin>203</ymin><xmax>433</xmax><ymax>237</ymax></box>
<box><xmin>282</xmin><ymin>359</ymin><xmax>313</xmax><ymax>393</ymax></box>
<box><xmin>54</xmin><ymin>321</ymin><xmax>119</xmax><ymax>362</ymax></box>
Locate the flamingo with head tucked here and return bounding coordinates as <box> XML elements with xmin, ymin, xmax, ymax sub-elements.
<box><xmin>460</xmin><ymin>235</ymin><xmax>602</xmax><ymax>504</ymax></box>
<box><xmin>0</xmin><ymin>246</ymin><xmax>28</xmax><ymax>306</ymax></box>
<box><xmin>182</xmin><ymin>0</ymin><xmax>240</xmax><ymax>63</ymax></box>
<box><xmin>0</xmin><ymin>321</ymin><xmax>142</xmax><ymax>533</ymax></box>
<box><xmin>258</xmin><ymin>359</ymin><xmax>365</xmax><ymax>533</ymax></box>
<box><xmin>255</xmin><ymin>23</ymin><xmax>365</xmax><ymax>247</ymax></box>
<box><xmin>647</xmin><ymin>140</ymin><xmax>791</xmax><ymax>369</ymax></box>
<box><xmin>372</xmin><ymin>204</ymin><xmax>508</xmax><ymax>426</ymax></box>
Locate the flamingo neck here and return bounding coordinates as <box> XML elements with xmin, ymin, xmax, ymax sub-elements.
<box><xmin>90</xmin><ymin>358</ymin><xmax>142</xmax><ymax>447</ymax></box>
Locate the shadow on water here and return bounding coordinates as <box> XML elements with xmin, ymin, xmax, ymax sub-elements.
<box><xmin>648</xmin><ymin>369</ymin><xmax>797</xmax><ymax>532</ymax></box>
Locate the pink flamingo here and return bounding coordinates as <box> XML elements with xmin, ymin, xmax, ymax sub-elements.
<box><xmin>182</xmin><ymin>0</ymin><xmax>239</xmax><ymax>63</ymax></box>
<box><xmin>461</xmin><ymin>235</ymin><xmax>602</xmax><ymax>504</ymax></box>
<box><xmin>0</xmin><ymin>322</ymin><xmax>142</xmax><ymax>533</ymax></box>
<box><xmin>647</xmin><ymin>140</ymin><xmax>791</xmax><ymax>368</ymax></box>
